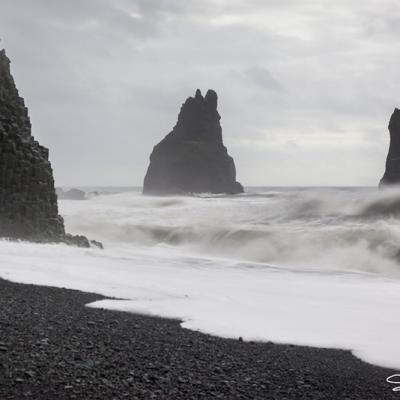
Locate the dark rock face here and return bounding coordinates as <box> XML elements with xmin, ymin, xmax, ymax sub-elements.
<box><xmin>380</xmin><ymin>108</ymin><xmax>400</xmax><ymax>187</ymax></box>
<box><xmin>143</xmin><ymin>89</ymin><xmax>244</xmax><ymax>195</ymax></box>
<box><xmin>0</xmin><ymin>49</ymin><xmax>94</xmax><ymax>247</ymax></box>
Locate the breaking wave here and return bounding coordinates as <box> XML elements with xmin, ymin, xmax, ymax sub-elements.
<box><xmin>60</xmin><ymin>187</ymin><xmax>400</xmax><ymax>277</ymax></box>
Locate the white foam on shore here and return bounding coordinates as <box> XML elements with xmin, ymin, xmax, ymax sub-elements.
<box><xmin>1</xmin><ymin>188</ymin><xmax>400</xmax><ymax>369</ymax></box>
<box><xmin>0</xmin><ymin>238</ymin><xmax>400</xmax><ymax>369</ymax></box>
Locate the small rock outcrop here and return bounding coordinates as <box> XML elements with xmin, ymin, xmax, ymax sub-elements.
<box><xmin>56</xmin><ymin>188</ymin><xmax>86</xmax><ymax>200</ymax></box>
<box><xmin>0</xmin><ymin>49</ymin><xmax>95</xmax><ymax>247</ymax></box>
<box><xmin>143</xmin><ymin>89</ymin><xmax>244</xmax><ymax>195</ymax></box>
<box><xmin>380</xmin><ymin>108</ymin><xmax>400</xmax><ymax>187</ymax></box>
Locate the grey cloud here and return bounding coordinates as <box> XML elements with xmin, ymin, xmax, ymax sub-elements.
<box><xmin>0</xmin><ymin>0</ymin><xmax>397</xmax><ymax>186</ymax></box>
<box><xmin>243</xmin><ymin>67</ymin><xmax>285</xmax><ymax>92</ymax></box>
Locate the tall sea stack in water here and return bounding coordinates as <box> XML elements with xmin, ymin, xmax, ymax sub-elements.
<box><xmin>0</xmin><ymin>49</ymin><xmax>91</xmax><ymax>246</ymax></box>
<box><xmin>143</xmin><ymin>89</ymin><xmax>244</xmax><ymax>195</ymax></box>
<box><xmin>380</xmin><ymin>108</ymin><xmax>400</xmax><ymax>187</ymax></box>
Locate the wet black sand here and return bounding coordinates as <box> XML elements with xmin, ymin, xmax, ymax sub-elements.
<box><xmin>0</xmin><ymin>278</ymin><xmax>398</xmax><ymax>399</ymax></box>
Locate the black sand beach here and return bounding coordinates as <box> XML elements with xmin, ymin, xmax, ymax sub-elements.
<box><xmin>0</xmin><ymin>277</ymin><xmax>397</xmax><ymax>400</ymax></box>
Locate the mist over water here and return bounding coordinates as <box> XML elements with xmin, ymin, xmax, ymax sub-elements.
<box><xmin>65</xmin><ymin>187</ymin><xmax>400</xmax><ymax>277</ymax></box>
<box><xmin>2</xmin><ymin>187</ymin><xmax>400</xmax><ymax>368</ymax></box>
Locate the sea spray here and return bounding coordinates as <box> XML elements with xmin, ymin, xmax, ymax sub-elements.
<box><xmin>62</xmin><ymin>187</ymin><xmax>400</xmax><ymax>276</ymax></box>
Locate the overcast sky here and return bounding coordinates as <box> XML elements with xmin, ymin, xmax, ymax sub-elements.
<box><xmin>1</xmin><ymin>0</ymin><xmax>399</xmax><ymax>186</ymax></box>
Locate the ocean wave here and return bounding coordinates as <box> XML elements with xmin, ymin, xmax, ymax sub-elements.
<box><xmin>59</xmin><ymin>188</ymin><xmax>400</xmax><ymax>276</ymax></box>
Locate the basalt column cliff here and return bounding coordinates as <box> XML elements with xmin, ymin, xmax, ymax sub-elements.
<box><xmin>380</xmin><ymin>108</ymin><xmax>400</xmax><ymax>187</ymax></box>
<box><xmin>143</xmin><ymin>89</ymin><xmax>244</xmax><ymax>195</ymax></box>
<box><xmin>0</xmin><ymin>49</ymin><xmax>91</xmax><ymax>246</ymax></box>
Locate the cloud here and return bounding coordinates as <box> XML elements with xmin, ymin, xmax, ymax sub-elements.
<box><xmin>0</xmin><ymin>0</ymin><xmax>397</xmax><ymax>186</ymax></box>
<box><xmin>242</xmin><ymin>66</ymin><xmax>284</xmax><ymax>92</ymax></box>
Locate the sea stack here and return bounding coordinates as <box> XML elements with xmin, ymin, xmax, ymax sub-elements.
<box><xmin>143</xmin><ymin>89</ymin><xmax>244</xmax><ymax>195</ymax></box>
<box><xmin>0</xmin><ymin>49</ymin><xmax>91</xmax><ymax>246</ymax></box>
<box><xmin>380</xmin><ymin>108</ymin><xmax>400</xmax><ymax>187</ymax></box>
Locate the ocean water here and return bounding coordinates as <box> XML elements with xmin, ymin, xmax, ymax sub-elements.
<box><xmin>1</xmin><ymin>187</ymin><xmax>400</xmax><ymax>368</ymax></box>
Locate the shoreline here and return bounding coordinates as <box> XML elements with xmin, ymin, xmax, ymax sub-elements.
<box><xmin>0</xmin><ymin>277</ymin><xmax>397</xmax><ymax>399</ymax></box>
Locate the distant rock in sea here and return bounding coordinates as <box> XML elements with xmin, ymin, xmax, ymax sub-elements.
<box><xmin>143</xmin><ymin>89</ymin><xmax>244</xmax><ymax>195</ymax></box>
<box><xmin>380</xmin><ymin>108</ymin><xmax>400</xmax><ymax>187</ymax></box>
<box><xmin>0</xmin><ymin>49</ymin><xmax>98</xmax><ymax>247</ymax></box>
<box><xmin>56</xmin><ymin>188</ymin><xmax>86</xmax><ymax>200</ymax></box>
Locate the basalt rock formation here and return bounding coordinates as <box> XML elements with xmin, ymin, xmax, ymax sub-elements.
<box><xmin>143</xmin><ymin>89</ymin><xmax>244</xmax><ymax>195</ymax></box>
<box><xmin>0</xmin><ymin>49</ymin><xmax>94</xmax><ymax>247</ymax></box>
<box><xmin>380</xmin><ymin>108</ymin><xmax>400</xmax><ymax>187</ymax></box>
